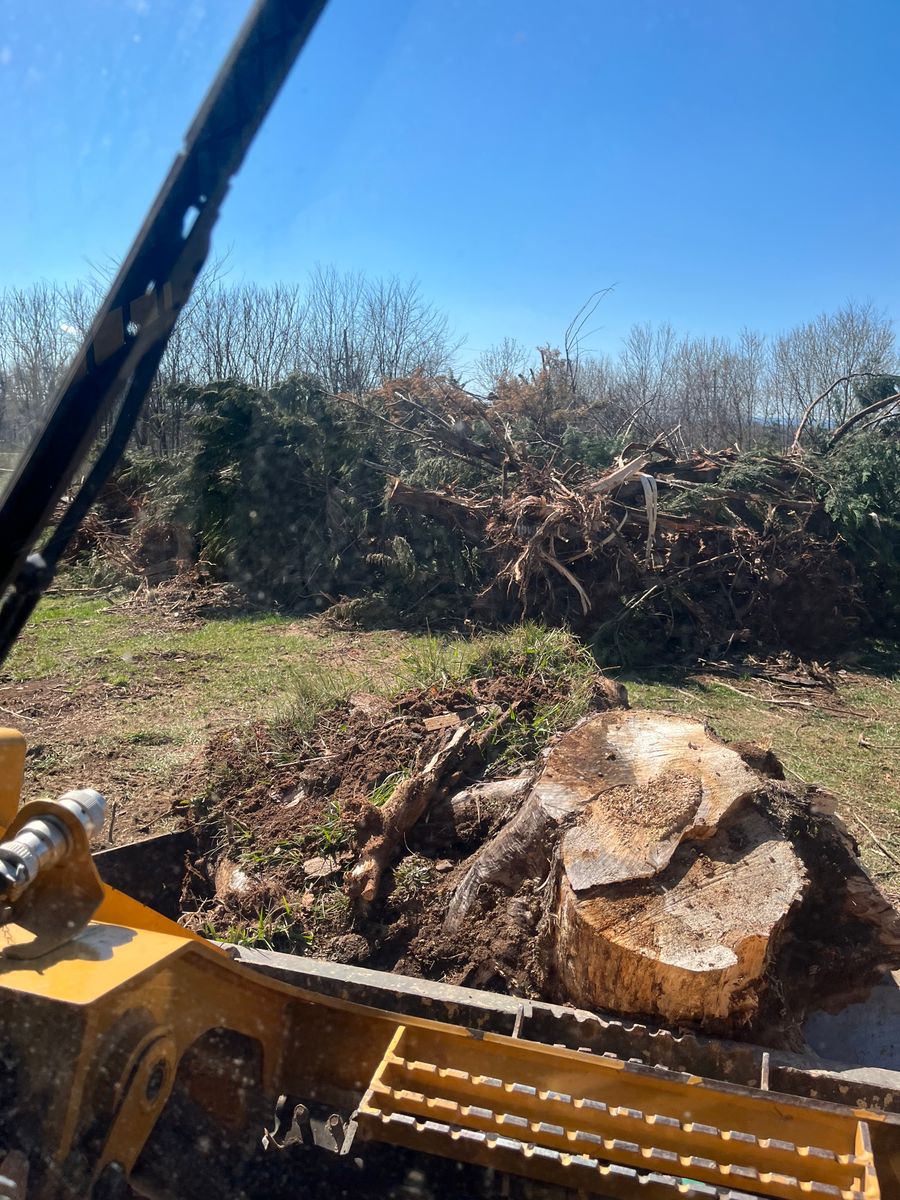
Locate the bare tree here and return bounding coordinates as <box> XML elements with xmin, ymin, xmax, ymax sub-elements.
<box><xmin>732</xmin><ymin>328</ymin><xmax>768</xmax><ymax>448</ymax></box>
<box><xmin>0</xmin><ymin>284</ymin><xmax>73</xmax><ymax>447</ymax></box>
<box><xmin>0</xmin><ymin>269</ymin><xmax>894</xmax><ymax>463</ymax></box>
<box><xmin>300</xmin><ymin>265</ymin><xmax>368</xmax><ymax>394</ymax></box>
<box><xmin>472</xmin><ymin>337</ymin><xmax>531</xmax><ymax>393</ymax></box>
<box><xmin>616</xmin><ymin>322</ymin><xmax>677</xmax><ymax>436</ymax></box>
<box><xmin>363</xmin><ymin>274</ymin><xmax>458</xmax><ymax>385</ymax></box>
<box><xmin>301</xmin><ymin>265</ymin><xmax>457</xmax><ymax>395</ymax></box>
<box><xmin>770</xmin><ymin>301</ymin><xmax>896</xmax><ymax>443</ymax></box>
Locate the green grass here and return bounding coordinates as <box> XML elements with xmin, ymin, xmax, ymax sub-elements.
<box><xmin>9</xmin><ymin>596</ymin><xmax>401</xmax><ymax>706</ymax></box>
<box><xmin>14</xmin><ymin>599</ymin><xmax>900</xmax><ymax>806</ymax></box>
<box><xmin>391</xmin><ymin>854</ymin><xmax>435</xmax><ymax>903</ymax></box>
<box><xmin>304</xmin><ymin>799</ymin><xmax>350</xmax><ymax>855</ymax></box>
<box><xmin>2</xmin><ymin>594</ymin><xmax>424</xmax><ymax>839</ymax></box>
<box><xmin>224</xmin><ymin>800</ymin><xmax>350</xmax><ymax>874</ymax></box>
<box><xmin>4</xmin><ymin>595</ymin><xmax>409</xmax><ymax>751</ymax></box>
<box><xmin>207</xmin><ymin>901</ymin><xmax>313</xmax><ymax>953</ymax></box>
<box><xmin>370</xmin><ymin>769</ymin><xmax>410</xmax><ymax>807</ymax></box>
<box><xmin>10</xmin><ymin>602</ymin><xmax>596</xmax><ymax>735</ymax></box>
<box><xmin>401</xmin><ymin>622</ymin><xmax>597</xmax><ymax>689</ymax></box>
<box><xmin>400</xmin><ymin>623</ymin><xmax>600</xmax><ymax>769</ymax></box>
<box><xmin>19</xmin><ymin>596</ymin><xmax>140</xmax><ymax>680</ymax></box>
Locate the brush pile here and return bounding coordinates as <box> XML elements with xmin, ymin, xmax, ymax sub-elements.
<box><xmin>64</xmin><ymin>469</ymin><xmax>195</xmax><ymax>588</ymax></box>
<box><xmin>63</xmin><ymin>372</ymin><xmax>898</xmax><ymax>659</ymax></box>
<box><xmin>386</xmin><ymin>439</ymin><xmax>863</xmax><ymax>658</ymax></box>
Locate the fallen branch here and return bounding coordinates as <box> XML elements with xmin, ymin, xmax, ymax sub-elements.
<box><xmin>826</xmin><ymin>390</ymin><xmax>900</xmax><ymax>450</ymax></box>
<box><xmin>790</xmin><ymin>372</ymin><xmax>888</xmax><ymax>453</ymax></box>
<box><xmin>709</xmin><ymin>681</ymin><xmax>813</xmax><ymax>708</ymax></box>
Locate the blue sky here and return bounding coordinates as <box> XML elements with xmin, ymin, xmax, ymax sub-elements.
<box><xmin>1</xmin><ymin>0</ymin><xmax>898</xmax><ymax>364</ymax></box>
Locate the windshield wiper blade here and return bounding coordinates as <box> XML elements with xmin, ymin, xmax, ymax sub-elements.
<box><xmin>0</xmin><ymin>0</ymin><xmax>327</xmax><ymax>664</ymax></box>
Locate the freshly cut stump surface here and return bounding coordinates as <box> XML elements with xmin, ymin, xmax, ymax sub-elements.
<box><xmin>446</xmin><ymin>710</ymin><xmax>762</xmax><ymax>929</ymax></box>
<box><xmin>554</xmin><ymin>809</ymin><xmax>807</xmax><ymax>1024</ymax></box>
<box><xmin>538</xmin><ymin>710</ymin><xmax>762</xmax><ymax>887</ymax></box>
<box><xmin>446</xmin><ymin>708</ymin><xmax>832</xmax><ymax>1030</ymax></box>
<box><xmin>540</xmin><ymin>711</ymin><xmax>799</xmax><ymax>1024</ymax></box>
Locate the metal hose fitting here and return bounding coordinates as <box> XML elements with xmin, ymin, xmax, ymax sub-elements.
<box><xmin>0</xmin><ymin>789</ymin><xmax>106</xmax><ymax>902</ymax></box>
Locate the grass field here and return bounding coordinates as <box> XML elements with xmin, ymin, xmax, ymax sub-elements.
<box><xmin>3</xmin><ymin>590</ymin><xmax>899</xmax><ymax>896</ymax></box>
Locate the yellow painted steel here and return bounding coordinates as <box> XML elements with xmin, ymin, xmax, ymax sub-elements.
<box><xmin>357</xmin><ymin>1024</ymin><xmax>881</xmax><ymax>1200</ymax></box>
<box><xmin>0</xmin><ymin>727</ymin><xmax>26</xmax><ymax>830</ymax></box>
<box><xmin>1</xmin><ymin>908</ymin><xmax>885</xmax><ymax>1199</ymax></box>
<box><xmin>0</xmin><ymin>929</ymin><xmax>294</xmax><ymax>1188</ymax></box>
<box><xmin>0</xmin><ymin>923</ymin><xmax>190</xmax><ymax>1002</ymax></box>
<box><xmin>95</xmin><ymin>881</ymin><xmax>213</xmax><ymax>945</ymax></box>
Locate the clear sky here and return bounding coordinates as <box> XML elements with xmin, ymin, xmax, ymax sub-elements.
<box><xmin>1</xmin><ymin>0</ymin><xmax>898</xmax><ymax>364</ymax></box>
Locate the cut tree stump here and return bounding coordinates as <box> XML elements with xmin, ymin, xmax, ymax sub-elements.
<box><xmin>446</xmin><ymin>710</ymin><xmax>761</xmax><ymax>929</ymax></box>
<box><xmin>444</xmin><ymin>709</ymin><xmax>900</xmax><ymax>1037</ymax></box>
<box><xmin>545</xmin><ymin>710</ymin><xmax>762</xmax><ymax>888</ymax></box>
<box><xmin>553</xmin><ymin>808</ymin><xmax>807</xmax><ymax>1025</ymax></box>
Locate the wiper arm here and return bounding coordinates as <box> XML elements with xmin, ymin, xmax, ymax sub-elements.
<box><xmin>0</xmin><ymin>0</ymin><xmax>327</xmax><ymax>664</ymax></box>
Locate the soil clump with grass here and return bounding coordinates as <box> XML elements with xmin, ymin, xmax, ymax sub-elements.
<box><xmin>181</xmin><ymin>661</ymin><xmax>593</xmax><ymax>981</ymax></box>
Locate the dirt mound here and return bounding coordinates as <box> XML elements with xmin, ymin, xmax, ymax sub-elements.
<box><xmin>180</xmin><ymin>668</ymin><xmax>604</xmax><ymax>983</ymax></box>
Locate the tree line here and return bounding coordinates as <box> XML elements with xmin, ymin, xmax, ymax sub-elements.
<box><xmin>0</xmin><ymin>262</ymin><xmax>895</xmax><ymax>456</ymax></box>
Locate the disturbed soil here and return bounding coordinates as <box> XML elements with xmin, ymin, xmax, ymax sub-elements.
<box><xmin>0</xmin><ymin>579</ymin><xmax>414</xmax><ymax>845</ymax></box>
<box><xmin>181</xmin><ymin>670</ymin><xmax>578</xmax><ymax>994</ymax></box>
<box><xmin>178</xmin><ymin>668</ymin><xmax>900</xmax><ymax>1046</ymax></box>
<box><xmin>2</xmin><ymin>671</ymin><xmax>178</xmax><ymax>845</ymax></box>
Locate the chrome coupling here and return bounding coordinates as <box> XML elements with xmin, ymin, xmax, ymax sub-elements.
<box><xmin>0</xmin><ymin>789</ymin><xmax>106</xmax><ymax>901</ymax></box>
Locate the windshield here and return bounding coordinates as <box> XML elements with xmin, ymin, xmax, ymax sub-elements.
<box><xmin>1</xmin><ymin>4</ymin><xmax>900</xmax><ymax>1199</ymax></box>
<box><xmin>4</xmin><ymin>2</ymin><xmax>897</xmax><ymax>470</ymax></box>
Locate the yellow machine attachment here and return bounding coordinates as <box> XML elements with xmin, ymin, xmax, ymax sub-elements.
<box><xmin>0</xmin><ymin>728</ymin><xmax>895</xmax><ymax>1200</ymax></box>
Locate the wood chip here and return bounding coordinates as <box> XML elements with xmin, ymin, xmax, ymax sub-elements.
<box><xmin>302</xmin><ymin>855</ymin><xmax>339</xmax><ymax>879</ymax></box>
<box><xmin>423</xmin><ymin>712</ymin><xmax>463</xmax><ymax>732</ymax></box>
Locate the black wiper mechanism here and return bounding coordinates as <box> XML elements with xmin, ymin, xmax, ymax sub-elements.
<box><xmin>0</xmin><ymin>0</ymin><xmax>327</xmax><ymax>665</ymax></box>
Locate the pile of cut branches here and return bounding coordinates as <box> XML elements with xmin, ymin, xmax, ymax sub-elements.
<box><xmin>385</xmin><ymin>437</ymin><xmax>864</xmax><ymax>659</ymax></box>
<box><xmin>63</xmin><ymin>370</ymin><xmax>897</xmax><ymax>658</ymax></box>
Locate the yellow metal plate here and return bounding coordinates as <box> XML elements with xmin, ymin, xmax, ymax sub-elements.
<box><xmin>96</xmin><ymin>883</ymin><xmax>212</xmax><ymax>944</ymax></box>
<box><xmin>0</xmin><ymin>921</ymin><xmax>189</xmax><ymax>1003</ymax></box>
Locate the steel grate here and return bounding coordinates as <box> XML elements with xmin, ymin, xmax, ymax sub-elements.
<box><xmin>356</xmin><ymin>1026</ymin><xmax>880</xmax><ymax>1200</ymax></box>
